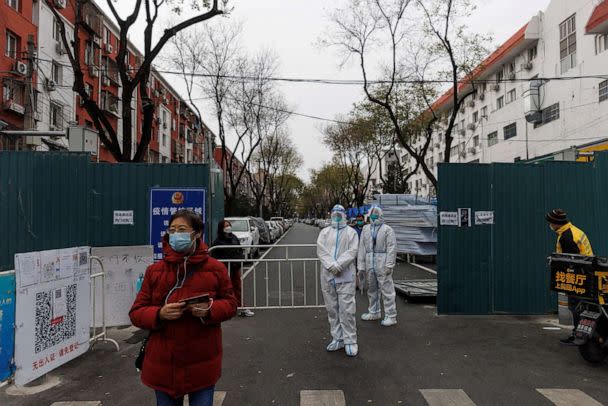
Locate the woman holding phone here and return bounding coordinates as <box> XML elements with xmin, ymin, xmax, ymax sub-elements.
<box><xmin>130</xmin><ymin>209</ymin><xmax>237</xmax><ymax>406</ymax></box>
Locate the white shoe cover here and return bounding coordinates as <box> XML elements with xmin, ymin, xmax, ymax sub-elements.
<box><xmin>361</xmin><ymin>312</ymin><xmax>381</xmax><ymax>321</ymax></box>
<box><xmin>326</xmin><ymin>340</ymin><xmax>345</xmax><ymax>352</ymax></box>
<box><xmin>380</xmin><ymin>317</ymin><xmax>397</xmax><ymax>327</ymax></box>
<box><xmin>345</xmin><ymin>344</ymin><xmax>359</xmax><ymax>357</ymax></box>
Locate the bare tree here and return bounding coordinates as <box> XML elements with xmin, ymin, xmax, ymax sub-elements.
<box><xmin>417</xmin><ymin>0</ymin><xmax>492</xmax><ymax>164</ymax></box>
<box><xmin>322</xmin><ymin>0</ymin><xmax>490</xmax><ymax>189</ymax></box>
<box><xmin>46</xmin><ymin>0</ymin><xmax>229</xmax><ymax>162</ymax></box>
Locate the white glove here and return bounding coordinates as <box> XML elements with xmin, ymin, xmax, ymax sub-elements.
<box><xmin>328</xmin><ymin>263</ymin><xmax>342</xmax><ymax>276</ymax></box>
<box><xmin>385</xmin><ymin>267</ymin><xmax>394</xmax><ymax>276</ymax></box>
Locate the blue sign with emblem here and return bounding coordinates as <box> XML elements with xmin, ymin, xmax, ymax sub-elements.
<box><xmin>0</xmin><ymin>271</ymin><xmax>16</xmax><ymax>382</ymax></box>
<box><xmin>149</xmin><ymin>188</ymin><xmax>206</xmax><ymax>260</ymax></box>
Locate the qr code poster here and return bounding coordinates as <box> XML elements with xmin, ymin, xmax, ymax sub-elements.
<box><xmin>14</xmin><ymin>248</ymin><xmax>90</xmax><ymax>386</ymax></box>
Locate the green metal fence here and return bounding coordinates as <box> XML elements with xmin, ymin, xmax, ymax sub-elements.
<box><xmin>0</xmin><ymin>151</ymin><xmax>224</xmax><ymax>271</ymax></box>
<box><xmin>438</xmin><ymin>154</ymin><xmax>606</xmax><ymax>315</ymax></box>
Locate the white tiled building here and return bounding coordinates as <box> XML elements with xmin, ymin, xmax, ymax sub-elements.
<box><xmin>402</xmin><ymin>0</ymin><xmax>608</xmax><ymax>196</ymax></box>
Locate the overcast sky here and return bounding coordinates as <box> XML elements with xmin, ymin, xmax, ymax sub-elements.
<box><xmin>100</xmin><ymin>0</ymin><xmax>550</xmax><ymax>181</ymax></box>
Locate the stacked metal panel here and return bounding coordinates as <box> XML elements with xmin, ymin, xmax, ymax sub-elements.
<box><xmin>371</xmin><ymin>194</ymin><xmax>437</xmax><ymax>256</ymax></box>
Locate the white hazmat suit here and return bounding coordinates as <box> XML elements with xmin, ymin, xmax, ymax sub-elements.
<box><xmin>317</xmin><ymin>205</ymin><xmax>359</xmax><ymax>356</ymax></box>
<box><xmin>358</xmin><ymin>206</ymin><xmax>398</xmax><ymax>326</ymax></box>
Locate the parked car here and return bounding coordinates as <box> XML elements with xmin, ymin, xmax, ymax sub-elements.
<box><xmin>270</xmin><ymin>217</ymin><xmax>287</xmax><ymax>231</ymax></box>
<box><xmin>225</xmin><ymin>217</ymin><xmax>260</xmax><ymax>259</ymax></box>
<box><xmin>266</xmin><ymin>221</ymin><xmax>281</xmax><ymax>242</ymax></box>
<box><xmin>318</xmin><ymin>219</ymin><xmax>329</xmax><ymax>229</ymax></box>
<box><xmin>250</xmin><ymin>217</ymin><xmax>271</xmax><ymax>245</ymax></box>
<box><xmin>272</xmin><ymin>220</ymin><xmax>285</xmax><ymax>236</ymax></box>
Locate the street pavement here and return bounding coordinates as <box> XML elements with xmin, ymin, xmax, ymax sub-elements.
<box><xmin>2</xmin><ymin>223</ymin><xmax>608</xmax><ymax>405</ymax></box>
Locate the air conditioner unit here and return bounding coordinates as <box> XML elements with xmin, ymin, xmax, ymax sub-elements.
<box><xmin>128</xmin><ymin>65</ymin><xmax>134</xmax><ymax>74</ymax></box>
<box><xmin>54</xmin><ymin>0</ymin><xmax>67</xmax><ymax>8</ymax></box>
<box><xmin>163</xmin><ymin>122</ymin><xmax>167</xmax><ymax>129</ymax></box>
<box><xmin>109</xmin><ymin>104</ymin><xmax>118</xmax><ymax>114</ymax></box>
<box><xmin>434</xmin><ymin>142</ymin><xmax>441</xmax><ymax>149</ymax></box>
<box><xmin>105</xmin><ymin>43</ymin><xmax>113</xmax><ymax>54</ymax></box>
<box><xmin>467</xmin><ymin>123</ymin><xmax>476</xmax><ymax>131</ymax></box>
<box><xmin>458</xmin><ymin>129</ymin><xmax>466</xmax><ymax>136</ymax></box>
<box><xmin>155</xmin><ymin>117</ymin><xmax>161</xmax><ymax>124</ymax></box>
<box><xmin>55</xmin><ymin>41</ymin><xmax>65</xmax><ymax>55</ymax></box>
<box><xmin>468</xmin><ymin>147</ymin><xmax>478</xmax><ymax>154</ymax></box>
<box><xmin>3</xmin><ymin>100</ymin><xmax>25</xmax><ymax>115</ymax></box>
<box><xmin>154</xmin><ymin>89</ymin><xmax>160</xmax><ymax>97</ymax></box>
<box><xmin>102</xmin><ymin>76</ymin><xmax>110</xmax><ymax>87</ymax></box>
<box><xmin>467</xmin><ymin>100</ymin><xmax>475</xmax><ymax>108</ymax></box>
<box><xmin>492</xmin><ymin>84</ymin><xmax>500</xmax><ymax>91</ymax></box>
<box><xmin>45</xmin><ymin>79</ymin><xmax>57</xmax><ymax>91</ymax></box>
<box><xmin>479</xmin><ymin>93</ymin><xmax>485</xmax><ymax>101</ymax></box>
<box><xmin>522</xmin><ymin>61</ymin><xmax>533</xmax><ymax>71</ymax></box>
<box><xmin>89</xmin><ymin>66</ymin><xmax>99</xmax><ymax>77</ymax></box>
<box><xmin>93</xmin><ymin>36</ymin><xmax>102</xmax><ymax>48</ymax></box>
<box><xmin>14</xmin><ymin>61</ymin><xmax>28</xmax><ymax>76</ymax></box>
<box><xmin>509</xmin><ymin>72</ymin><xmax>516</xmax><ymax>80</ymax></box>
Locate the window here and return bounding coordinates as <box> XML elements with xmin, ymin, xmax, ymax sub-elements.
<box><xmin>534</xmin><ymin>103</ymin><xmax>560</xmax><ymax>128</ymax></box>
<box><xmin>481</xmin><ymin>106</ymin><xmax>488</xmax><ymax>119</ymax></box>
<box><xmin>2</xmin><ymin>80</ymin><xmax>25</xmax><ymax>105</ymax></box>
<box><xmin>51</xmin><ymin>61</ymin><xmax>62</xmax><ymax>84</ymax></box>
<box><xmin>527</xmin><ymin>46</ymin><xmax>537</xmax><ymax>61</ymax></box>
<box><xmin>85</xmin><ymin>41</ymin><xmax>95</xmax><ymax>65</ymax></box>
<box><xmin>5</xmin><ymin>30</ymin><xmax>19</xmax><ymax>59</ymax></box>
<box><xmin>53</xmin><ymin>17</ymin><xmax>62</xmax><ymax>41</ymax></box>
<box><xmin>472</xmin><ymin>111</ymin><xmax>478</xmax><ymax>123</ymax></box>
<box><xmin>162</xmin><ymin>133</ymin><xmax>167</xmax><ymax>147</ymax></box>
<box><xmin>104</xmin><ymin>27</ymin><xmax>111</xmax><ymax>45</ymax></box>
<box><xmin>473</xmin><ymin>136</ymin><xmax>479</xmax><ymax>147</ymax></box>
<box><xmin>497</xmin><ymin>96</ymin><xmax>504</xmax><ymax>110</ymax></box>
<box><xmin>487</xmin><ymin>131</ymin><xmax>498</xmax><ymax>147</ymax></box>
<box><xmin>600</xmin><ymin>80</ymin><xmax>608</xmax><ymax>103</ymax></box>
<box><xmin>514</xmin><ymin>157</ymin><xmax>521</xmax><ymax>162</ymax></box>
<box><xmin>504</xmin><ymin>123</ymin><xmax>517</xmax><ymax>140</ymax></box>
<box><xmin>506</xmin><ymin>89</ymin><xmax>516</xmax><ymax>104</ymax></box>
<box><xmin>506</xmin><ymin>61</ymin><xmax>515</xmax><ymax>76</ymax></box>
<box><xmin>50</xmin><ymin>102</ymin><xmax>63</xmax><ymax>130</ymax></box>
<box><xmin>497</xmin><ymin>70</ymin><xmax>504</xmax><ymax>83</ymax></box>
<box><xmin>596</xmin><ymin>34</ymin><xmax>608</xmax><ymax>55</ymax></box>
<box><xmin>559</xmin><ymin>14</ymin><xmax>577</xmax><ymax>73</ymax></box>
<box><xmin>460</xmin><ymin>119</ymin><xmax>465</xmax><ymax>132</ymax></box>
<box><xmin>7</xmin><ymin>0</ymin><xmax>19</xmax><ymax>11</ymax></box>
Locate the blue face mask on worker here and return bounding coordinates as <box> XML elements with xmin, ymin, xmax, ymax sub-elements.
<box><xmin>370</xmin><ymin>214</ymin><xmax>379</xmax><ymax>221</ymax></box>
<box><xmin>356</xmin><ymin>220</ymin><xmax>364</xmax><ymax>226</ymax></box>
<box><xmin>169</xmin><ymin>232</ymin><xmax>194</xmax><ymax>252</ymax></box>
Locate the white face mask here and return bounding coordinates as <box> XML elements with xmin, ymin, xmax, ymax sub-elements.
<box><xmin>224</xmin><ymin>226</ymin><xmax>232</xmax><ymax>234</ymax></box>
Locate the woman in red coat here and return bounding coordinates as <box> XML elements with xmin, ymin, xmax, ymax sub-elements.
<box><xmin>130</xmin><ymin>209</ymin><xmax>237</xmax><ymax>406</ymax></box>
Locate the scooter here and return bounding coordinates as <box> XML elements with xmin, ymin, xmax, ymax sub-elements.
<box><xmin>573</xmin><ymin>300</ymin><xmax>608</xmax><ymax>365</ymax></box>
<box><xmin>549</xmin><ymin>253</ymin><xmax>608</xmax><ymax>365</ymax></box>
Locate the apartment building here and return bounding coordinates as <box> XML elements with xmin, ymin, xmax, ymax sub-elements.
<box><xmin>0</xmin><ymin>0</ymin><xmax>38</xmax><ymax>150</ymax></box>
<box><xmin>403</xmin><ymin>0</ymin><xmax>608</xmax><ymax>196</ymax></box>
<box><xmin>1</xmin><ymin>0</ymin><xmax>209</xmax><ymax>164</ymax></box>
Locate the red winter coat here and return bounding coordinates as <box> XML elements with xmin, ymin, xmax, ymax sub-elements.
<box><xmin>129</xmin><ymin>236</ymin><xmax>237</xmax><ymax>398</ymax></box>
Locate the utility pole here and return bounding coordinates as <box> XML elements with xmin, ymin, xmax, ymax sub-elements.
<box><xmin>24</xmin><ymin>34</ymin><xmax>36</xmax><ymax>149</ymax></box>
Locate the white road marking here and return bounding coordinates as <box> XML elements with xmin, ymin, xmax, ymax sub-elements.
<box><xmin>300</xmin><ymin>390</ymin><xmax>346</xmax><ymax>406</ymax></box>
<box><xmin>50</xmin><ymin>403</ymin><xmax>101</xmax><ymax>406</ymax></box>
<box><xmin>420</xmin><ymin>389</ymin><xmax>477</xmax><ymax>406</ymax></box>
<box><xmin>537</xmin><ymin>389</ymin><xmax>604</xmax><ymax>406</ymax></box>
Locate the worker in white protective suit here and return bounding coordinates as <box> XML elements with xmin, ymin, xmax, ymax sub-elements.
<box><xmin>317</xmin><ymin>204</ymin><xmax>360</xmax><ymax>357</ymax></box>
<box><xmin>358</xmin><ymin>205</ymin><xmax>398</xmax><ymax>326</ymax></box>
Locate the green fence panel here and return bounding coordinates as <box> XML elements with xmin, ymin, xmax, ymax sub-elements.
<box><xmin>0</xmin><ymin>151</ymin><xmax>91</xmax><ymax>271</ymax></box>
<box><xmin>438</xmin><ymin>163</ymin><xmax>492</xmax><ymax>314</ymax></box>
<box><xmin>0</xmin><ymin>152</ymin><xmax>224</xmax><ymax>272</ymax></box>
<box><xmin>88</xmin><ymin>163</ymin><xmax>217</xmax><ymax>247</ymax></box>
<box><xmin>438</xmin><ymin>153</ymin><xmax>608</xmax><ymax>315</ymax></box>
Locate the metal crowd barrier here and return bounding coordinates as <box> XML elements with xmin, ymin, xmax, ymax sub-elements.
<box><xmin>89</xmin><ymin>256</ymin><xmax>120</xmax><ymax>351</ymax></box>
<box><xmin>207</xmin><ymin>244</ymin><xmax>324</xmax><ymax>310</ymax></box>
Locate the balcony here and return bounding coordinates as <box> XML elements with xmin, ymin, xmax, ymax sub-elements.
<box><xmin>81</xmin><ymin>4</ymin><xmax>103</xmax><ymax>36</ymax></box>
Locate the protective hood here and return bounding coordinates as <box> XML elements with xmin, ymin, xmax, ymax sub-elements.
<box><xmin>369</xmin><ymin>205</ymin><xmax>384</xmax><ymax>225</ymax></box>
<box><xmin>331</xmin><ymin>204</ymin><xmax>348</xmax><ymax>229</ymax></box>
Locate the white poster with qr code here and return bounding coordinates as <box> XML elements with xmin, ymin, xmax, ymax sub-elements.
<box><xmin>14</xmin><ymin>247</ymin><xmax>91</xmax><ymax>386</ymax></box>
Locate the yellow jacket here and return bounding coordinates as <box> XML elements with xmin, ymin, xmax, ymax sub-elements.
<box><xmin>555</xmin><ymin>222</ymin><xmax>593</xmax><ymax>256</ymax></box>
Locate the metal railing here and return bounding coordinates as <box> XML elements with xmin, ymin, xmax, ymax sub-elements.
<box><xmin>208</xmin><ymin>244</ymin><xmax>324</xmax><ymax>309</ymax></box>
<box><xmin>89</xmin><ymin>256</ymin><xmax>120</xmax><ymax>351</ymax></box>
